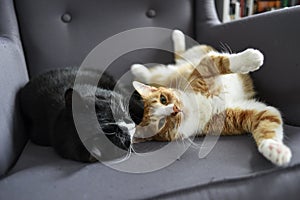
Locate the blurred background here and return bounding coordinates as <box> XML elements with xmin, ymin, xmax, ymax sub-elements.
<box><xmin>216</xmin><ymin>0</ymin><xmax>300</xmax><ymax>22</ymax></box>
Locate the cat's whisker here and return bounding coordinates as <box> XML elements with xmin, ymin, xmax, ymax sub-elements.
<box><xmin>107</xmin><ymin>148</ymin><xmax>132</xmax><ymax>164</ymax></box>
<box><xmin>130</xmin><ymin>144</ymin><xmax>152</xmax><ymax>157</ymax></box>
<box><xmin>283</xmin><ymin>134</ymin><xmax>291</xmax><ymax>142</ymax></box>
<box><xmin>175</xmin><ymin>137</ymin><xmax>182</xmax><ymax>147</ymax></box>
<box><xmin>219</xmin><ymin>42</ymin><xmax>231</xmax><ymax>54</ymax></box>
<box><xmin>224</xmin><ymin>43</ymin><xmax>233</xmax><ymax>54</ymax></box>
<box><xmin>177</xmin><ymin>138</ymin><xmax>186</xmax><ymax>148</ymax></box>
<box><xmin>179</xmin><ymin>137</ymin><xmax>191</xmax><ymax>149</ymax></box>
<box><xmin>175</xmin><ymin>74</ymin><xmax>180</xmax><ymax>90</ymax></box>
<box><xmin>186</xmin><ymin>137</ymin><xmax>201</xmax><ymax>149</ymax></box>
<box><xmin>219</xmin><ymin>41</ymin><xmax>227</xmax><ymax>53</ymax></box>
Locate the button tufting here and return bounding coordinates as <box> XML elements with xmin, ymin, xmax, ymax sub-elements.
<box><xmin>61</xmin><ymin>13</ymin><xmax>72</xmax><ymax>23</ymax></box>
<box><xmin>146</xmin><ymin>9</ymin><xmax>156</xmax><ymax>18</ymax></box>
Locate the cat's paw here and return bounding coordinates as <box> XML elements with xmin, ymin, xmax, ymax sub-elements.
<box><xmin>172</xmin><ymin>30</ymin><xmax>185</xmax><ymax>53</ymax></box>
<box><xmin>90</xmin><ymin>147</ymin><xmax>101</xmax><ymax>159</ymax></box>
<box><xmin>258</xmin><ymin>139</ymin><xmax>292</xmax><ymax>166</ymax></box>
<box><xmin>229</xmin><ymin>48</ymin><xmax>264</xmax><ymax>74</ymax></box>
<box><xmin>131</xmin><ymin>64</ymin><xmax>150</xmax><ymax>83</ymax></box>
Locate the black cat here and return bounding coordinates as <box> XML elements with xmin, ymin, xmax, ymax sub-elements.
<box><xmin>20</xmin><ymin>67</ymin><xmax>143</xmax><ymax>162</ymax></box>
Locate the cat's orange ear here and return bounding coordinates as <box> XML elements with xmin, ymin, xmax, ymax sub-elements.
<box><xmin>133</xmin><ymin>81</ymin><xmax>157</xmax><ymax>97</ymax></box>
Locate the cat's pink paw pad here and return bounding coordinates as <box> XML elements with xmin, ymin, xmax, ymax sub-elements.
<box><xmin>258</xmin><ymin>139</ymin><xmax>292</xmax><ymax>166</ymax></box>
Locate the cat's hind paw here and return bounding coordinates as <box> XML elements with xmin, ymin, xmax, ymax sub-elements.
<box><xmin>258</xmin><ymin>139</ymin><xmax>292</xmax><ymax>166</ymax></box>
<box><xmin>131</xmin><ymin>64</ymin><xmax>150</xmax><ymax>83</ymax></box>
<box><xmin>229</xmin><ymin>48</ymin><xmax>264</xmax><ymax>74</ymax></box>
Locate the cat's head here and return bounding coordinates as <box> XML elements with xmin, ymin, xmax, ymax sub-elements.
<box><xmin>64</xmin><ymin>85</ymin><xmax>143</xmax><ymax>150</ymax></box>
<box><xmin>132</xmin><ymin>81</ymin><xmax>183</xmax><ymax>141</ymax></box>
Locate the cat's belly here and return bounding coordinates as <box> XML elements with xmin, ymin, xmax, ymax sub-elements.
<box><xmin>221</xmin><ymin>74</ymin><xmax>248</xmax><ymax>102</ymax></box>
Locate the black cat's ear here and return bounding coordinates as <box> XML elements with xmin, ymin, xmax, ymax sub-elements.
<box><xmin>64</xmin><ymin>88</ymin><xmax>81</xmax><ymax>108</ymax></box>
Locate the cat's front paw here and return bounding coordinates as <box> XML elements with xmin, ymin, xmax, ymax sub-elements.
<box><xmin>258</xmin><ymin>139</ymin><xmax>292</xmax><ymax>166</ymax></box>
<box><xmin>172</xmin><ymin>30</ymin><xmax>185</xmax><ymax>53</ymax></box>
<box><xmin>230</xmin><ymin>48</ymin><xmax>264</xmax><ymax>74</ymax></box>
<box><xmin>131</xmin><ymin>64</ymin><xmax>150</xmax><ymax>83</ymax></box>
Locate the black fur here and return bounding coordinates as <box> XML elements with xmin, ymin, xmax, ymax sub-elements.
<box><xmin>20</xmin><ymin>67</ymin><xmax>143</xmax><ymax>162</ymax></box>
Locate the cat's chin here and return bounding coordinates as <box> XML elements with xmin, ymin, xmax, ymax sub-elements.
<box><xmin>176</xmin><ymin>111</ymin><xmax>184</xmax><ymax>118</ymax></box>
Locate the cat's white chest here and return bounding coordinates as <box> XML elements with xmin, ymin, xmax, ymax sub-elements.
<box><xmin>177</xmin><ymin>92</ymin><xmax>213</xmax><ymax>138</ymax></box>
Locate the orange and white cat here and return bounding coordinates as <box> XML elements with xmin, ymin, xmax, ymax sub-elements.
<box><xmin>131</xmin><ymin>30</ymin><xmax>292</xmax><ymax>166</ymax></box>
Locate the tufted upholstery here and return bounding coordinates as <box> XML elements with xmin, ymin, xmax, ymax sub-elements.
<box><xmin>14</xmin><ymin>0</ymin><xmax>300</xmax><ymax>126</ymax></box>
<box><xmin>14</xmin><ymin>0</ymin><xmax>194</xmax><ymax>77</ymax></box>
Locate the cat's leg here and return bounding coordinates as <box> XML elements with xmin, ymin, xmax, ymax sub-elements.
<box><xmin>194</xmin><ymin>49</ymin><xmax>264</xmax><ymax>77</ymax></box>
<box><xmin>172</xmin><ymin>29</ymin><xmax>186</xmax><ymax>62</ymax></box>
<box><xmin>131</xmin><ymin>64</ymin><xmax>151</xmax><ymax>83</ymax></box>
<box><xmin>131</xmin><ymin>30</ymin><xmax>186</xmax><ymax>84</ymax></box>
<box><xmin>251</xmin><ymin>106</ymin><xmax>292</xmax><ymax>166</ymax></box>
<box><xmin>131</xmin><ymin>63</ymin><xmax>194</xmax><ymax>88</ymax></box>
<box><xmin>172</xmin><ymin>30</ymin><xmax>215</xmax><ymax>65</ymax></box>
<box><xmin>205</xmin><ymin>101</ymin><xmax>291</xmax><ymax>166</ymax></box>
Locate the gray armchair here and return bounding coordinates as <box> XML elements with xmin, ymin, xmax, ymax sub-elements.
<box><xmin>1</xmin><ymin>0</ymin><xmax>300</xmax><ymax>199</ymax></box>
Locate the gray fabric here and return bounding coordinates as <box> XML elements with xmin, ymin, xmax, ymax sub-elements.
<box><xmin>195</xmin><ymin>2</ymin><xmax>300</xmax><ymax>126</ymax></box>
<box><xmin>152</xmin><ymin>164</ymin><xmax>300</xmax><ymax>200</ymax></box>
<box><xmin>1</xmin><ymin>0</ymin><xmax>300</xmax><ymax>198</ymax></box>
<box><xmin>14</xmin><ymin>0</ymin><xmax>300</xmax><ymax>124</ymax></box>
<box><xmin>0</xmin><ymin>0</ymin><xmax>21</xmax><ymax>40</ymax></box>
<box><xmin>14</xmin><ymin>0</ymin><xmax>194</xmax><ymax>78</ymax></box>
<box><xmin>1</xmin><ymin>125</ymin><xmax>299</xmax><ymax>200</ymax></box>
<box><xmin>0</xmin><ymin>0</ymin><xmax>28</xmax><ymax>175</ymax></box>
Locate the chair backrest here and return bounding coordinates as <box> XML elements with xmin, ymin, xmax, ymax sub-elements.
<box><xmin>14</xmin><ymin>0</ymin><xmax>195</xmax><ymax>78</ymax></box>
<box><xmin>15</xmin><ymin>0</ymin><xmax>299</xmax><ymax>125</ymax></box>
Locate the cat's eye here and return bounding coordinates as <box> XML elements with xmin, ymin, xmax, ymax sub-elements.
<box><xmin>160</xmin><ymin>94</ymin><xmax>167</xmax><ymax>105</ymax></box>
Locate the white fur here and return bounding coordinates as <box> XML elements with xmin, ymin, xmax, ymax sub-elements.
<box><xmin>153</xmin><ymin>104</ymin><xmax>175</xmax><ymax>117</ymax></box>
<box><xmin>117</xmin><ymin>121</ymin><xmax>136</xmax><ymax>141</ymax></box>
<box><xmin>176</xmin><ymin>46</ymin><xmax>209</xmax><ymax>66</ymax></box>
<box><xmin>90</xmin><ymin>147</ymin><xmax>101</xmax><ymax>158</ymax></box>
<box><xmin>221</xmin><ymin>74</ymin><xmax>248</xmax><ymax>101</ymax></box>
<box><xmin>172</xmin><ymin>29</ymin><xmax>185</xmax><ymax>53</ymax></box>
<box><xmin>258</xmin><ymin>139</ymin><xmax>292</xmax><ymax>166</ymax></box>
<box><xmin>176</xmin><ymin>91</ymin><xmax>213</xmax><ymax>138</ymax></box>
<box><xmin>131</xmin><ymin>64</ymin><xmax>150</xmax><ymax>83</ymax></box>
<box><xmin>131</xmin><ymin>64</ymin><xmax>181</xmax><ymax>86</ymax></box>
<box><xmin>229</xmin><ymin>49</ymin><xmax>264</xmax><ymax>74</ymax></box>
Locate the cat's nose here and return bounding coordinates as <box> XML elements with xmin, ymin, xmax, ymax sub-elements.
<box><xmin>173</xmin><ymin>105</ymin><xmax>181</xmax><ymax>114</ymax></box>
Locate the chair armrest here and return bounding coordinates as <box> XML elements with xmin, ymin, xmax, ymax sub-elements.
<box><xmin>0</xmin><ymin>0</ymin><xmax>28</xmax><ymax>176</ymax></box>
<box><xmin>195</xmin><ymin>2</ymin><xmax>300</xmax><ymax>126</ymax></box>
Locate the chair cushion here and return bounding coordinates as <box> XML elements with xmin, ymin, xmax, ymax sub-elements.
<box><xmin>1</xmin><ymin>125</ymin><xmax>299</xmax><ymax>199</ymax></box>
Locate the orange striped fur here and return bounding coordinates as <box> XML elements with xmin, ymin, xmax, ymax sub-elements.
<box><xmin>131</xmin><ymin>30</ymin><xmax>291</xmax><ymax>166</ymax></box>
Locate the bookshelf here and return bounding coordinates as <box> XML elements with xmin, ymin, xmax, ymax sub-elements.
<box><xmin>215</xmin><ymin>0</ymin><xmax>300</xmax><ymax>22</ymax></box>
